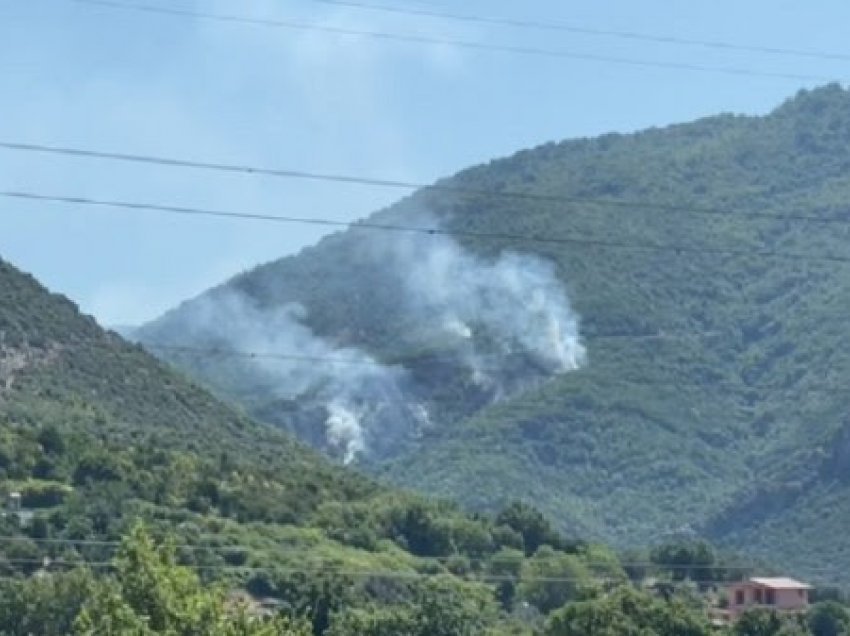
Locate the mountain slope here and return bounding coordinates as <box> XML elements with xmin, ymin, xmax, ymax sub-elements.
<box><xmin>0</xmin><ymin>255</ymin><xmax>412</xmax><ymax>559</ymax></box>
<box><xmin>138</xmin><ymin>84</ymin><xmax>850</xmax><ymax>582</ymax></box>
<box><xmin>0</xmin><ymin>257</ymin><xmax>377</xmax><ymax>510</ymax></box>
<box><xmin>3</xmin><ymin>255</ymin><xmax>659</xmax><ymax>635</ymax></box>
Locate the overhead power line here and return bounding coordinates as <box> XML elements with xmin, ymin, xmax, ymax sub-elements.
<box><xmin>315</xmin><ymin>0</ymin><xmax>850</xmax><ymax>63</ymax></box>
<box><xmin>0</xmin><ymin>549</ymin><xmax>834</xmax><ymax>584</ymax></box>
<box><xmin>145</xmin><ymin>331</ymin><xmax>719</xmax><ymax>364</ymax></box>
<box><xmin>3</xmin><ymin>141</ymin><xmax>849</xmax><ymax>227</ymax></box>
<box><xmin>60</xmin><ymin>0</ymin><xmax>835</xmax><ymax>82</ymax></box>
<box><xmin>0</xmin><ymin>556</ymin><xmax>763</xmax><ymax>584</ymax></box>
<box><xmin>5</xmin><ymin>190</ymin><xmax>850</xmax><ymax>266</ymax></box>
<box><xmin>139</xmin><ymin>343</ymin><xmax>850</xmax><ymax>397</ymax></box>
<box><xmin>0</xmin><ymin>536</ymin><xmax>778</xmax><ymax>572</ymax></box>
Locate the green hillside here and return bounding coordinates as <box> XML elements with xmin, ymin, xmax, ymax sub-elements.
<box><xmin>138</xmin><ymin>84</ymin><xmax>850</xmax><ymax>583</ymax></box>
<box><xmin>2</xmin><ymin>255</ymin><xmax>677</xmax><ymax>634</ymax></box>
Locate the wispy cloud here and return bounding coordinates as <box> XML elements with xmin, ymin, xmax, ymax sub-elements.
<box><xmin>0</xmin><ymin>0</ymin><xmax>473</xmax><ymax>325</ymax></box>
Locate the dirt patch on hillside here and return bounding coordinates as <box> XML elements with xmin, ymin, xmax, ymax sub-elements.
<box><xmin>0</xmin><ymin>344</ymin><xmax>62</xmax><ymax>392</ymax></box>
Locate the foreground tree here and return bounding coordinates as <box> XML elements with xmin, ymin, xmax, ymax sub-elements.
<box><xmin>807</xmin><ymin>601</ymin><xmax>850</xmax><ymax>636</ymax></box>
<box><xmin>73</xmin><ymin>524</ymin><xmax>310</xmax><ymax>635</ymax></box>
<box><xmin>495</xmin><ymin>502</ymin><xmax>566</xmax><ymax>556</ymax></box>
<box><xmin>328</xmin><ymin>576</ymin><xmax>497</xmax><ymax>636</ymax></box>
<box><xmin>0</xmin><ymin>568</ymin><xmax>95</xmax><ymax>636</ymax></box>
<box><xmin>518</xmin><ymin>546</ymin><xmax>592</xmax><ymax>614</ymax></box>
<box><xmin>544</xmin><ymin>585</ymin><xmax>713</xmax><ymax>636</ymax></box>
<box><xmin>733</xmin><ymin>608</ymin><xmax>808</xmax><ymax>636</ymax></box>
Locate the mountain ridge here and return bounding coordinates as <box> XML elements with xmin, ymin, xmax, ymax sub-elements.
<box><xmin>137</xmin><ymin>83</ymin><xmax>850</xmax><ymax>582</ymax></box>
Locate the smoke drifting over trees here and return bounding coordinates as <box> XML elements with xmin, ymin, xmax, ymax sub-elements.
<box><xmin>139</xmin><ymin>216</ymin><xmax>584</xmax><ymax>463</ymax></box>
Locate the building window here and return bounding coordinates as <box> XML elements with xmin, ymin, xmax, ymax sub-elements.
<box><xmin>754</xmin><ymin>588</ymin><xmax>763</xmax><ymax>604</ymax></box>
<box><xmin>766</xmin><ymin>590</ymin><xmax>776</xmax><ymax>605</ymax></box>
<box><xmin>735</xmin><ymin>590</ymin><xmax>745</xmax><ymax>606</ymax></box>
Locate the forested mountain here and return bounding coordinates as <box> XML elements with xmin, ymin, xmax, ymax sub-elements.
<box><xmin>0</xmin><ymin>254</ymin><xmax>633</xmax><ymax>634</ymax></box>
<box><xmin>138</xmin><ymin>84</ymin><xmax>850</xmax><ymax>584</ymax></box>
<box><xmin>1</xmin><ymin>254</ymin><xmax>775</xmax><ymax>635</ymax></box>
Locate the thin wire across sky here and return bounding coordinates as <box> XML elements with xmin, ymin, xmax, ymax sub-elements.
<box><xmin>6</xmin><ymin>189</ymin><xmax>850</xmax><ymax>266</ymax></box>
<box><xmin>4</xmin><ymin>140</ymin><xmax>850</xmax><ymax>226</ymax></box>
<box><xmin>59</xmin><ymin>0</ymin><xmax>842</xmax><ymax>83</ymax></box>
<box><xmin>313</xmin><ymin>0</ymin><xmax>850</xmax><ymax>63</ymax></box>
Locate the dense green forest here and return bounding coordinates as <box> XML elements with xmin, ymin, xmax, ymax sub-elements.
<box><xmin>5</xmin><ymin>524</ymin><xmax>850</xmax><ymax>635</ymax></box>
<box><xmin>138</xmin><ymin>84</ymin><xmax>850</xmax><ymax>583</ymax></box>
<box><xmin>0</xmin><ymin>255</ymin><xmax>610</xmax><ymax>633</ymax></box>
<box><xmin>1</xmin><ymin>254</ymin><xmax>792</xmax><ymax>634</ymax></box>
<box><xmin>3</xmin><ymin>215</ymin><xmax>850</xmax><ymax>631</ymax></box>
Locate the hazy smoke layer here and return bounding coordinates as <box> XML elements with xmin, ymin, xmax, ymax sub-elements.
<box><xmin>146</xmin><ymin>216</ymin><xmax>584</xmax><ymax>463</ymax></box>
<box><xmin>151</xmin><ymin>292</ymin><xmax>420</xmax><ymax>464</ymax></box>
<box><xmin>389</xmin><ymin>228</ymin><xmax>586</xmax><ymax>375</ymax></box>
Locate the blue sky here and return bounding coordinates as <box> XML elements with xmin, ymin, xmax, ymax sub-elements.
<box><xmin>1</xmin><ymin>0</ymin><xmax>846</xmax><ymax>325</ymax></box>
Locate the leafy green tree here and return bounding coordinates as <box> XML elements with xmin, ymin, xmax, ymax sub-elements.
<box><xmin>807</xmin><ymin>601</ymin><xmax>850</xmax><ymax>636</ymax></box>
<box><xmin>449</xmin><ymin>516</ymin><xmax>494</xmax><ymax>557</ymax></box>
<box><xmin>37</xmin><ymin>425</ymin><xmax>66</xmax><ymax>456</ymax></box>
<box><xmin>579</xmin><ymin>544</ymin><xmax>627</xmax><ymax>582</ymax></box>
<box><xmin>412</xmin><ymin>577</ymin><xmax>496</xmax><ymax>636</ymax></box>
<box><xmin>733</xmin><ymin>608</ymin><xmax>809</xmax><ymax>636</ymax></box>
<box><xmin>517</xmin><ymin>546</ymin><xmax>591</xmax><ymax>614</ymax></box>
<box><xmin>260</xmin><ymin>569</ymin><xmax>356</xmax><ymax>635</ymax></box>
<box><xmin>0</xmin><ymin>569</ymin><xmax>95</xmax><ymax>636</ymax></box>
<box><xmin>73</xmin><ymin>524</ymin><xmax>310</xmax><ymax>635</ymax></box>
<box><xmin>734</xmin><ymin>609</ymin><xmax>782</xmax><ymax>636</ymax></box>
<box><xmin>74</xmin><ymin>582</ymin><xmax>150</xmax><ymax>635</ymax></box>
<box><xmin>326</xmin><ymin>607</ymin><xmax>414</xmax><ymax>636</ymax></box>
<box><xmin>544</xmin><ymin>585</ymin><xmax>712</xmax><ymax>636</ymax></box>
<box><xmin>328</xmin><ymin>576</ymin><xmax>496</xmax><ymax>636</ymax></box>
<box><xmin>650</xmin><ymin>541</ymin><xmax>717</xmax><ymax>583</ymax></box>
<box><xmin>490</xmin><ymin>547</ymin><xmax>525</xmax><ymax>611</ymax></box>
<box><xmin>385</xmin><ymin>500</ymin><xmax>454</xmax><ymax>556</ymax></box>
<box><xmin>496</xmin><ymin>502</ymin><xmax>564</xmax><ymax>556</ymax></box>
<box><xmin>544</xmin><ymin>596</ymin><xmax>632</xmax><ymax>636</ymax></box>
<box><xmin>72</xmin><ymin>449</ymin><xmax>125</xmax><ymax>485</ymax></box>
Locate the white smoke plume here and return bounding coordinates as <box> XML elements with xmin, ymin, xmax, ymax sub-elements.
<box><xmin>325</xmin><ymin>400</ymin><xmax>366</xmax><ymax>464</ymax></box>
<box><xmin>148</xmin><ymin>291</ymin><xmax>419</xmax><ymax>464</ymax></box>
<box><xmin>144</xmin><ymin>214</ymin><xmax>585</xmax><ymax>463</ymax></box>
<box><xmin>366</xmin><ymin>216</ymin><xmax>586</xmax><ymax>380</ymax></box>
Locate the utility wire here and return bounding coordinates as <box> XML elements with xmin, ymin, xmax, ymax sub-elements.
<box><xmin>139</xmin><ymin>343</ymin><xmax>850</xmax><ymax>397</ymax></box>
<box><xmin>58</xmin><ymin>0</ymin><xmax>835</xmax><ymax>82</ymax></box>
<box><xmin>3</xmin><ymin>141</ymin><xmax>850</xmax><ymax>227</ymax></box>
<box><xmin>79</xmin><ymin>338</ymin><xmax>850</xmax><ymax>404</ymax></box>
<box><xmin>5</xmin><ymin>190</ymin><xmax>850</xmax><ymax>266</ymax></box>
<box><xmin>0</xmin><ymin>557</ymin><xmax>763</xmax><ymax>583</ymax></box>
<box><xmin>0</xmin><ymin>553</ymin><xmax>773</xmax><ymax>581</ymax></box>
<box><xmin>145</xmin><ymin>331</ymin><xmax>719</xmax><ymax>364</ymax></box>
<box><xmin>315</xmin><ymin>0</ymin><xmax>850</xmax><ymax>63</ymax></box>
<box><xmin>0</xmin><ymin>536</ymin><xmax>775</xmax><ymax>571</ymax></box>
<box><xmin>3</xmin><ymin>548</ymin><xmax>832</xmax><ymax>585</ymax></box>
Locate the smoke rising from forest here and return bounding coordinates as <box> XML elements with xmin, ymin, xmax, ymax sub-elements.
<box><xmin>143</xmin><ymin>217</ymin><xmax>584</xmax><ymax>463</ymax></box>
